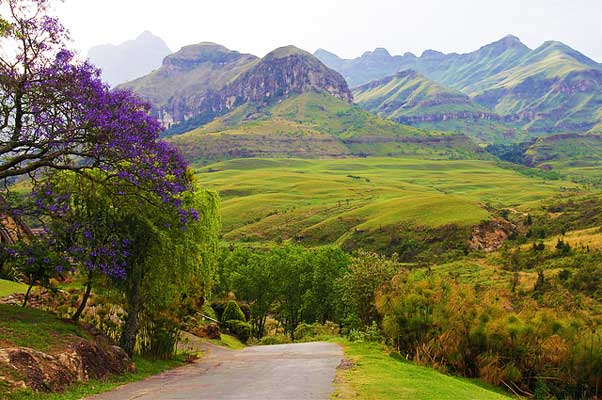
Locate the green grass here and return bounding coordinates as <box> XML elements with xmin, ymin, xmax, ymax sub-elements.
<box><xmin>169</xmin><ymin>92</ymin><xmax>482</xmax><ymax>164</ymax></box>
<box><xmin>205</xmin><ymin>333</ymin><xmax>246</xmax><ymax>350</ymax></box>
<box><xmin>0</xmin><ymin>304</ymin><xmax>88</xmax><ymax>352</ymax></box>
<box><xmin>332</xmin><ymin>340</ymin><xmax>512</xmax><ymax>400</ymax></box>
<box><xmin>0</xmin><ymin>280</ymin><xmax>27</xmax><ymax>298</ymax></box>
<box><xmin>5</xmin><ymin>356</ymin><xmax>185</xmax><ymax>400</ymax></box>
<box><xmin>195</xmin><ymin>157</ymin><xmax>578</xmax><ymax>246</ymax></box>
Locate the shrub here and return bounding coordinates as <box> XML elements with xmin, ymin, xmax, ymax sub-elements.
<box><xmin>221</xmin><ymin>300</ymin><xmax>246</xmax><ymax>323</ymax></box>
<box><xmin>226</xmin><ymin>320</ymin><xmax>252</xmax><ymax>343</ymax></box>
<box><xmin>258</xmin><ymin>335</ymin><xmax>292</xmax><ymax>345</ymax></box>
<box><xmin>201</xmin><ymin>303</ymin><xmax>218</xmax><ymax>321</ymax></box>
<box><xmin>294</xmin><ymin>321</ymin><xmax>340</xmax><ymax>341</ymax></box>
<box><xmin>347</xmin><ymin>322</ymin><xmax>384</xmax><ymax>343</ymax></box>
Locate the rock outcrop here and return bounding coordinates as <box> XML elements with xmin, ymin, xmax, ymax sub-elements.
<box><xmin>470</xmin><ymin>219</ymin><xmax>516</xmax><ymax>252</ymax></box>
<box><xmin>0</xmin><ymin>332</ymin><xmax>133</xmax><ymax>394</ymax></box>
<box><xmin>122</xmin><ymin>44</ymin><xmax>351</xmax><ymax>135</ymax></box>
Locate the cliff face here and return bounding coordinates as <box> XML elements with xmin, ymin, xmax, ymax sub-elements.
<box><xmin>319</xmin><ymin>36</ymin><xmax>602</xmax><ymax>137</ymax></box>
<box><xmin>223</xmin><ymin>47</ymin><xmax>353</xmax><ymax>105</ymax></box>
<box><xmin>123</xmin><ymin>44</ymin><xmax>351</xmax><ymax>135</ymax></box>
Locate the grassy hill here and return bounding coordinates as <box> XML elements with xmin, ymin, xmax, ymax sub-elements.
<box><xmin>334</xmin><ymin>340</ymin><xmax>511</xmax><ymax>399</ymax></box>
<box><xmin>196</xmin><ymin>157</ymin><xmax>576</xmax><ymax>258</ymax></box>
<box><xmin>0</xmin><ymin>279</ymin><xmax>27</xmax><ymax>298</ymax></box>
<box><xmin>169</xmin><ymin>92</ymin><xmax>483</xmax><ymax>164</ymax></box>
<box><xmin>352</xmin><ymin>70</ymin><xmax>528</xmax><ymax>143</ymax></box>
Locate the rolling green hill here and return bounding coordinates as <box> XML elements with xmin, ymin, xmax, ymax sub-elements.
<box><xmin>169</xmin><ymin>92</ymin><xmax>484</xmax><ymax>164</ymax></box>
<box><xmin>353</xmin><ymin>70</ymin><xmax>528</xmax><ymax>143</ymax></box>
<box><xmin>195</xmin><ymin>157</ymin><xmax>576</xmax><ymax>258</ymax></box>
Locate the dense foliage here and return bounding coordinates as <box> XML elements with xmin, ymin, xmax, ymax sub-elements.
<box><xmin>217</xmin><ymin>245</ymin><xmax>349</xmax><ymax>339</ymax></box>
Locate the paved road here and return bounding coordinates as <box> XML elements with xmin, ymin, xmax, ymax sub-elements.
<box><xmin>87</xmin><ymin>342</ymin><xmax>343</xmax><ymax>400</ymax></box>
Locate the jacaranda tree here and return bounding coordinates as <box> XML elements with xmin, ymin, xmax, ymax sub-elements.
<box><xmin>0</xmin><ymin>0</ymin><xmax>189</xmax><ymax>213</ymax></box>
<box><xmin>1</xmin><ymin>0</ymin><xmax>220</xmax><ymax>358</ymax></box>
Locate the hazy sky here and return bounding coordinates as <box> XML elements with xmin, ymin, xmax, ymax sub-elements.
<box><xmin>54</xmin><ymin>0</ymin><xmax>602</xmax><ymax>61</ymax></box>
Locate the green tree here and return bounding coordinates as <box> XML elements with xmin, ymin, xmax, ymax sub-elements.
<box><xmin>338</xmin><ymin>250</ymin><xmax>400</xmax><ymax>326</ymax></box>
<box><xmin>302</xmin><ymin>246</ymin><xmax>349</xmax><ymax>323</ymax></box>
<box><xmin>222</xmin><ymin>247</ymin><xmax>279</xmax><ymax>338</ymax></box>
<box><xmin>116</xmin><ymin>183</ymin><xmax>220</xmax><ymax>357</ymax></box>
<box><xmin>271</xmin><ymin>245</ymin><xmax>314</xmax><ymax>340</ymax></box>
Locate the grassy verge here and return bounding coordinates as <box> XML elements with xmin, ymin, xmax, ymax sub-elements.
<box><xmin>0</xmin><ymin>280</ymin><xmax>27</xmax><ymax>298</ymax></box>
<box><xmin>0</xmin><ymin>304</ymin><xmax>88</xmax><ymax>350</ymax></box>
<box><xmin>205</xmin><ymin>333</ymin><xmax>246</xmax><ymax>350</ymax></box>
<box><xmin>0</xmin><ymin>304</ymin><xmax>188</xmax><ymax>400</ymax></box>
<box><xmin>331</xmin><ymin>339</ymin><xmax>513</xmax><ymax>400</ymax></box>
<box><xmin>5</xmin><ymin>356</ymin><xmax>185</xmax><ymax>400</ymax></box>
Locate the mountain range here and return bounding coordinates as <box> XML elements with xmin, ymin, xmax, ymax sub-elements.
<box><xmin>87</xmin><ymin>31</ymin><xmax>172</xmax><ymax>86</ymax></box>
<box><xmin>316</xmin><ymin>35</ymin><xmax>602</xmax><ymax>137</ymax></box>
<box><xmin>118</xmin><ymin>42</ymin><xmax>477</xmax><ymax>162</ymax></box>
<box><xmin>97</xmin><ymin>33</ymin><xmax>602</xmax><ymax>170</ymax></box>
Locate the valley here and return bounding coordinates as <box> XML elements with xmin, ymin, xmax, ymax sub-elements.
<box><xmin>195</xmin><ymin>157</ymin><xmax>574</xmax><ymax>252</ymax></box>
<box><xmin>2</xmin><ymin>2</ymin><xmax>602</xmax><ymax>399</ymax></box>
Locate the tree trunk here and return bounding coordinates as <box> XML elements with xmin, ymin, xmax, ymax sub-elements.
<box><xmin>120</xmin><ymin>282</ymin><xmax>141</xmax><ymax>357</ymax></box>
<box><xmin>72</xmin><ymin>271</ymin><xmax>93</xmax><ymax>322</ymax></box>
<box><xmin>22</xmin><ymin>282</ymin><xmax>33</xmax><ymax>308</ymax></box>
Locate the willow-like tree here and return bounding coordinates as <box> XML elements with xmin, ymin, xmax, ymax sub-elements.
<box><xmin>34</xmin><ymin>170</ymin><xmax>220</xmax><ymax>356</ymax></box>
<box><xmin>113</xmin><ymin>179</ymin><xmax>220</xmax><ymax>356</ymax></box>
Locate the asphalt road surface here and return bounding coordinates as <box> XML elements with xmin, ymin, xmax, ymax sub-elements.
<box><xmin>87</xmin><ymin>342</ymin><xmax>344</xmax><ymax>400</ymax></box>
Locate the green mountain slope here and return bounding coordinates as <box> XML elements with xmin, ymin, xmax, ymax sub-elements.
<box><xmin>473</xmin><ymin>41</ymin><xmax>602</xmax><ymax>132</ymax></box>
<box><xmin>489</xmin><ymin>133</ymin><xmax>602</xmax><ymax>184</ymax></box>
<box><xmin>123</xmin><ymin>44</ymin><xmax>352</xmax><ymax>136</ymax></box>
<box><xmin>352</xmin><ymin>70</ymin><xmax>527</xmax><ymax>143</ymax></box>
<box><xmin>168</xmin><ymin>92</ymin><xmax>484</xmax><ymax>164</ymax></box>
<box><xmin>318</xmin><ymin>36</ymin><xmax>602</xmax><ymax>136</ymax></box>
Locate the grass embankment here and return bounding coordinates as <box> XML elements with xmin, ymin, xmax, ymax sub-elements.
<box><xmin>205</xmin><ymin>333</ymin><xmax>245</xmax><ymax>350</ymax></box>
<box><xmin>0</xmin><ymin>303</ymin><xmax>88</xmax><ymax>351</ymax></box>
<box><xmin>0</xmin><ymin>304</ymin><xmax>186</xmax><ymax>400</ymax></box>
<box><xmin>332</xmin><ymin>340</ymin><xmax>512</xmax><ymax>400</ymax></box>
<box><xmin>5</xmin><ymin>356</ymin><xmax>185</xmax><ymax>400</ymax></box>
<box><xmin>0</xmin><ymin>280</ymin><xmax>27</xmax><ymax>298</ymax></box>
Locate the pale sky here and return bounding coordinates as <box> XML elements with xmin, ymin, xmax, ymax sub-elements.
<box><xmin>54</xmin><ymin>0</ymin><xmax>602</xmax><ymax>61</ymax></box>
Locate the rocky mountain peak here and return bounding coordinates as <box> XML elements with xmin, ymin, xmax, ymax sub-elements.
<box><xmin>421</xmin><ymin>49</ymin><xmax>444</xmax><ymax>58</ymax></box>
<box><xmin>136</xmin><ymin>31</ymin><xmax>159</xmax><ymax>41</ymax></box>
<box><xmin>162</xmin><ymin>43</ymin><xmax>254</xmax><ymax>71</ymax></box>
<box><xmin>361</xmin><ymin>47</ymin><xmax>393</xmax><ymax>59</ymax></box>
<box><xmin>225</xmin><ymin>45</ymin><xmax>353</xmax><ymax>105</ymax></box>
<box><xmin>480</xmin><ymin>35</ymin><xmax>529</xmax><ymax>55</ymax></box>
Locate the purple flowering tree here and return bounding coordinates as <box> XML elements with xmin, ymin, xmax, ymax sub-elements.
<box><xmin>0</xmin><ymin>0</ymin><xmax>189</xmax><ymax>212</ymax></box>
<box><xmin>32</xmin><ymin>172</ymin><xmax>131</xmax><ymax>320</ymax></box>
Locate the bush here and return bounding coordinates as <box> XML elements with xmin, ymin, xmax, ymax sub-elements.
<box><xmin>348</xmin><ymin>322</ymin><xmax>384</xmax><ymax>343</ymax></box>
<box><xmin>258</xmin><ymin>335</ymin><xmax>292</xmax><ymax>345</ymax></box>
<box><xmin>294</xmin><ymin>321</ymin><xmax>340</xmax><ymax>341</ymax></box>
<box><xmin>221</xmin><ymin>300</ymin><xmax>246</xmax><ymax>323</ymax></box>
<box><xmin>201</xmin><ymin>303</ymin><xmax>218</xmax><ymax>321</ymax></box>
<box><xmin>226</xmin><ymin>320</ymin><xmax>252</xmax><ymax>343</ymax></box>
